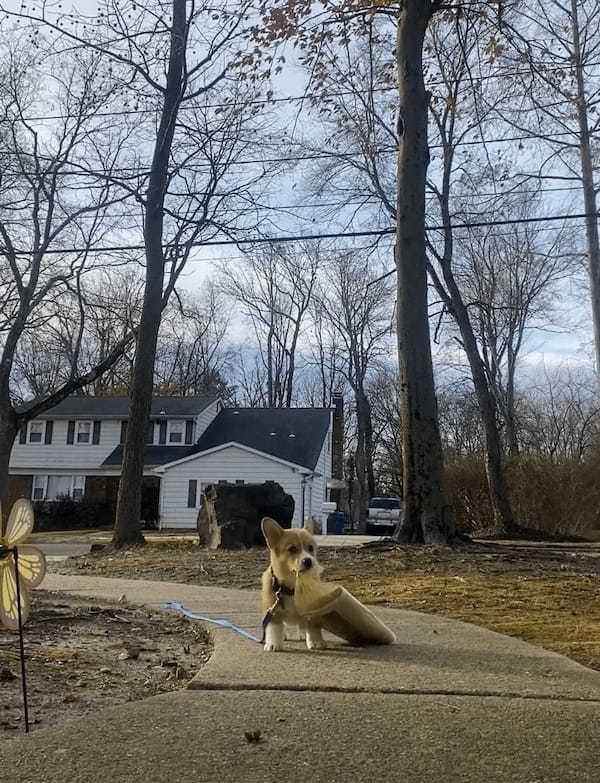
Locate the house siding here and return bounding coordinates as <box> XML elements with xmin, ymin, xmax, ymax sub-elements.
<box><xmin>8</xmin><ymin>399</ymin><xmax>221</xmax><ymax>475</ymax></box>
<box><xmin>158</xmin><ymin>444</ymin><xmax>305</xmax><ymax>529</ymax></box>
<box><xmin>9</xmin><ymin>419</ymin><xmax>123</xmax><ymax>471</ymax></box>
<box><xmin>308</xmin><ymin>434</ymin><xmax>331</xmax><ymax>526</ymax></box>
<box><xmin>194</xmin><ymin>400</ymin><xmax>220</xmax><ymax>440</ymax></box>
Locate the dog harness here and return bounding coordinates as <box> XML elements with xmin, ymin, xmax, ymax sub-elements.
<box><xmin>260</xmin><ymin>568</ymin><xmax>295</xmax><ymax>644</ymax></box>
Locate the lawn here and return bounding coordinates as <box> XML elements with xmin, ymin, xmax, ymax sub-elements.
<box><xmin>1</xmin><ymin>591</ymin><xmax>210</xmax><ymax>736</ymax></box>
<box><xmin>54</xmin><ymin>537</ymin><xmax>600</xmax><ymax>672</ymax></box>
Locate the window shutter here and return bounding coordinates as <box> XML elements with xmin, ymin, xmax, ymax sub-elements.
<box><xmin>187</xmin><ymin>479</ymin><xmax>197</xmax><ymax>509</ymax></box>
<box><xmin>146</xmin><ymin>421</ymin><xmax>154</xmax><ymax>444</ymax></box>
<box><xmin>67</xmin><ymin>421</ymin><xmax>75</xmax><ymax>444</ymax></box>
<box><xmin>44</xmin><ymin>421</ymin><xmax>53</xmax><ymax>445</ymax></box>
<box><xmin>185</xmin><ymin>420</ymin><xmax>194</xmax><ymax>445</ymax></box>
<box><xmin>159</xmin><ymin>421</ymin><xmax>167</xmax><ymax>445</ymax></box>
<box><xmin>92</xmin><ymin>421</ymin><xmax>101</xmax><ymax>445</ymax></box>
<box><xmin>19</xmin><ymin>426</ymin><xmax>27</xmax><ymax>445</ymax></box>
<box><xmin>120</xmin><ymin>421</ymin><xmax>128</xmax><ymax>444</ymax></box>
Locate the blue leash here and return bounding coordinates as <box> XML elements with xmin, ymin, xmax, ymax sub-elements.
<box><xmin>163</xmin><ymin>601</ymin><xmax>262</xmax><ymax>643</ymax></box>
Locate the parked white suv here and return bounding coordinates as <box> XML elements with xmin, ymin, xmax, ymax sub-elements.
<box><xmin>366</xmin><ymin>497</ymin><xmax>401</xmax><ymax>535</ymax></box>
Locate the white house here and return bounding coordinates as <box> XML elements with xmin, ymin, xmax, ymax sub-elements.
<box><xmin>8</xmin><ymin>395</ymin><xmax>342</xmax><ymax>529</ymax></box>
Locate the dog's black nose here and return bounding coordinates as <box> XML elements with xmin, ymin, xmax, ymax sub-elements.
<box><xmin>301</xmin><ymin>557</ymin><xmax>313</xmax><ymax>569</ymax></box>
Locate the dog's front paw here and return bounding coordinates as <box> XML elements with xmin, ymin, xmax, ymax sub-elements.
<box><xmin>264</xmin><ymin>641</ymin><xmax>284</xmax><ymax>652</ymax></box>
<box><xmin>264</xmin><ymin>623</ymin><xmax>284</xmax><ymax>652</ymax></box>
<box><xmin>306</xmin><ymin>634</ymin><xmax>326</xmax><ymax>651</ymax></box>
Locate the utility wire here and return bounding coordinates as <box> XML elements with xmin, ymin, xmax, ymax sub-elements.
<box><xmin>1</xmin><ymin>126</ymin><xmax>595</xmax><ymax>179</ymax></box>
<box><xmin>179</xmin><ymin>219</ymin><xmax>597</xmax><ymax>264</ymax></box>
<box><xmin>0</xmin><ymin>184</ymin><xmax>584</xmax><ymax>225</ymax></box>
<box><xmin>4</xmin><ymin>210</ymin><xmax>597</xmax><ymax>257</ymax></box>
<box><xmin>9</xmin><ymin>58</ymin><xmax>600</xmax><ymax>124</ymax></box>
<box><xmin>21</xmin><ymin>220</ymin><xmax>572</xmax><ymax>267</ymax></box>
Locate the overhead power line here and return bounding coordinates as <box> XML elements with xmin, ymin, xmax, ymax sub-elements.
<box><xmin>36</xmin><ymin>220</ymin><xmax>574</xmax><ymax>268</ymax></box>
<box><xmin>5</xmin><ymin>210</ymin><xmax>597</xmax><ymax>257</ymax></box>
<box><xmin>10</xmin><ymin>58</ymin><xmax>600</xmax><ymax>124</ymax></box>
<box><xmin>0</xmin><ymin>184</ymin><xmax>584</xmax><ymax>226</ymax></box>
<box><xmin>1</xmin><ymin>125</ymin><xmax>595</xmax><ymax>179</ymax></box>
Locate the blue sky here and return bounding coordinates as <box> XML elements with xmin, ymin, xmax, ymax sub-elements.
<box><xmin>2</xmin><ymin>0</ymin><xmax>596</xmax><ymax>382</ymax></box>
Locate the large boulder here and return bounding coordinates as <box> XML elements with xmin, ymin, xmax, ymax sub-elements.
<box><xmin>197</xmin><ymin>481</ymin><xmax>294</xmax><ymax>549</ymax></box>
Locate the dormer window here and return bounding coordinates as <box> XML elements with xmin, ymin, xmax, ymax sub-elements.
<box><xmin>168</xmin><ymin>420</ymin><xmax>185</xmax><ymax>444</ymax></box>
<box><xmin>77</xmin><ymin>421</ymin><xmax>92</xmax><ymax>444</ymax></box>
<box><xmin>28</xmin><ymin>421</ymin><xmax>44</xmax><ymax>443</ymax></box>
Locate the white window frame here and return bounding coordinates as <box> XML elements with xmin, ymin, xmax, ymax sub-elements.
<box><xmin>167</xmin><ymin>420</ymin><xmax>185</xmax><ymax>444</ymax></box>
<box><xmin>76</xmin><ymin>420</ymin><xmax>93</xmax><ymax>444</ymax></box>
<box><xmin>32</xmin><ymin>475</ymin><xmax>46</xmax><ymax>500</ymax></box>
<box><xmin>28</xmin><ymin>421</ymin><xmax>45</xmax><ymax>444</ymax></box>
<box><xmin>72</xmin><ymin>475</ymin><xmax>86</xmax><ymax>500</ymax></box>
<box><xmin>31</xmin><ymin>475</ymin><xmax>86</xmax><ymax>501</ymax></box>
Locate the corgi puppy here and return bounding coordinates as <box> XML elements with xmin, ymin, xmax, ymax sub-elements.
<box><xmin>261</xmin><ymin>517</ymin><xmax>325</xmax><ymax>652</ymax></box>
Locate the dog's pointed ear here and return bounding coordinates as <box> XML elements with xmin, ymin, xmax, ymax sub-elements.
<box><xmin>262</xmin><ymin>517</ymin><xmax>284</xmax><ymax>548</ymax></box>
<box><xmin>303</xmin><ymin>518</ymin><xmax>315</xmax><ymax>534</ymax></box>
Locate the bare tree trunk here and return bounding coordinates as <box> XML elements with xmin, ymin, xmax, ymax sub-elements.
<box><xmin>431</xmin><ymin>195</ymin><xmax>516</xmax><ymax>529</ymax></box>
<box><xmin>570</xmin><ymin>0</ymin><xmax>600</xmax><ymax>381</ymax></box>
<box><xmin>452</xmin><ymin>305</ymin><xmax>515</xmax><ymax>531</ymax></box>
<box><xmin>354</xmin><ymin>433</ymin><xmax>369</xmax><ymax>530</ymax></box>
<box><xmin>113</xmin><ymin>0</ymin><xmax>186</xmax><ymax>547</ymax></box>
<box><xmin>266</xmin><ymin>325</ymin><xmax>274</xmax><ymax>407</ymax></box>
<box><xmin>505</xmin><ymin>345</ymin><xmax>520</xmax><ymax>456</ymax></box>
<box><xmin>358</xmin><ymin>391</ymin><xmax>376</xmax><ymax>498</ymax></box>
<box><xmin>0</xmin><ymin>403</ymin><xmax>18</xmax><ymax>515</ymax></box>
<box><xmin>393</xmin><ymin>0</ymin><xmax>453</xmax><ymax>545</ymax></box>
<box><xmin>285</xmin><ymin>350</ymin><xmax>295</xmax><ymax>408</ymax></box>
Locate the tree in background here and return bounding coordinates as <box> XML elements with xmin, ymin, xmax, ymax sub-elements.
<box><xmin>0</xmin><ymin>38</ymin><xmax>135</xmax><ymax>509</ymax></box>
<box><xmin>2</xmin><ymin>0</ymin><xmax>269</xmax><ymax>545</ymax></box>
<box><xmin>369</xmin><ymin>366</ymin><xmax>403</xmax><ymax>498</ymax></box>
<box><xmin>12</xmin><ymin>269</ymin><xmax>143</xmax><ymax>401</ymax></box>
<box><xmin>219</xmin><ymin>243</ymin><xmax>320</xmax><ymax>407</ymax></box>
<box><xmin>253</xmin><ymin>0</ymin><xmax>460</xmax><ymax>542</ymax></box>
<box><xmin>154</xmin><ymin>285</ymin><xmax>234</xmax><ymax>400</ymax></box>
<box><xmin>499</xmin><ymin>0</ymin><xmax>600</xmax><ymax>379</ymax></box>
<box><xmin>456</xmin><ymin>202</ymin><xmax>574</xmax><ymax>456</ymax></box>
<box><xmin>314</xmin><ymin>252</ymin><xmax>393</xmax><ymax>525</ymax></box>
<box><xmin>519</xmin><ymin>365</ymin><xmax>600</xmax><ymax>461</ymax></box>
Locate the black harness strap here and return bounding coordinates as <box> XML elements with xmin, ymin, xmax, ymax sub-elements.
<box><xmin>271</xmin><ymin>570</ymin><xmax>295</xmax><ymax>597</ymax></box>
<box><xmin>260</xmin><ymin>569</ymin><xmax>295</xmax><ymax>644</ymax></box>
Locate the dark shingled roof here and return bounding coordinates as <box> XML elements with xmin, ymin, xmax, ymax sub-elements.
<box><xmin>20</xmin><ymin>395</ymin><xmax>216</xmax><ymax>418</ymax></box>
<box><xmin>187</xmin><ymin>408</ymin><xmax>331</xmax><ymax>471</ymax></box>
<box><xmin>103</xmin><ymin>445</ymin><xmax>195</xmax><ymax>467</ymax></box>
<box><xmin>101</xmin><ymin>407</ymin><xmax>331</xmax><ymax>471</ymax></box>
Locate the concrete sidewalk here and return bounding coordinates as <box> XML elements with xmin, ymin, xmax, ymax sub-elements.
<box><xmin>3</xmin><ymin>573</ymin><xmax>600</xmax><ymax>782</ymax></box>
<box><xmin>32</xmin><ymin>532</ymin><xmax>382</xmax><ymax>546</ymax></box>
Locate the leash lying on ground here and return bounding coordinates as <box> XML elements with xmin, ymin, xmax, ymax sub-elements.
<box><xmin>164</xmin><ymin>570</ymin><xmax>295</xmax><ymax>645</ymax></box>
<box><xmin>163</xmin><ymin>601</ymin><xmax>262</xmax><ymax>644</ymax></box>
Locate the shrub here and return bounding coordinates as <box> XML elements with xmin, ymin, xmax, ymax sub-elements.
<box><xmin>506</xmin><ymin>455</ymin><xmax>600</xmax><ymax>537</ymax></box>
<box><xmin>444</xmin><ymin>455</ymin><xmax>493</xmax><ymax>533</ymax></box>
<box><xmin>33</xmin><ymin>497</ymin><xmax>114</xmax><ymax>531</ymax></box>
<box><xmin>444</xmin><ymin>453</ymin><xmax>600</xmax><ymax>538</ymax></box>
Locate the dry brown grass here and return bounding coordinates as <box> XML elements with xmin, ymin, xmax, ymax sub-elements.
<box><xmin>56</xmin><ymin>539</ymin><xmax>600</xmax><ymax>671</ymax></box>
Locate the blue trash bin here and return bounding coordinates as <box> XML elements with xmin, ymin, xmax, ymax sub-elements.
<box><xmin>327</xmin><ymin>512</ymin><xmax>345</xmax><ymax>534</ymax></box>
